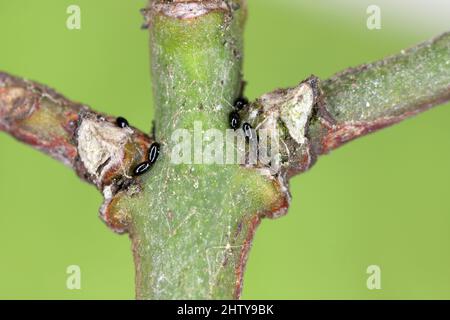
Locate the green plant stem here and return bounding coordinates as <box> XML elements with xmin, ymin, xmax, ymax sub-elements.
<box><xmin>0</xmin><ymin>2</ymin><xmax>449</xmax><ymax>300</ymax></box>
<box><xmin>132</xmin><ymin>0</ymin><xmax>286</xmax><ymax>299</ymax></box>
<box><xmin>308</xmin><ymin>31</ymin><xmax>450</xmax><ymax>154</ymax></box>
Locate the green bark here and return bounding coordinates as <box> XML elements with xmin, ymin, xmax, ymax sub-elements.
<box><xmin>308</xmin><ymin>31</ymin><xmax>450</xmax><ymax>154</ymax></box>
<box><xmin>132</xmin><ymin>0</ymin><xmax>284</xmax><ymax>299</ymax></box>
<box><xmin>323</xmin><ymin>32</ymin><xmax>450</xmax><ymax>124</ymax></box>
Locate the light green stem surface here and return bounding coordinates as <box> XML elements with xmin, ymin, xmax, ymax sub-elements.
<box><xmin>131</xmin><ymin>1</ymin><xmax>283</xmax><ymax>299</ymax></box>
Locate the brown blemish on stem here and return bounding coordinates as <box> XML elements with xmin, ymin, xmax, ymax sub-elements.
<box><xmin>131</xmin><ymin>233</ymin><xmax>144</xmax><ymax>299</ymax></box>
<box><xmin>148</xmin><ymin>0</ymin><xmax>231</xmax><ymax>20</ymax></box>
<box><xmin>233</xmin><ymin>175</ymin><xmax>290</xmax><ymax>298</ymax></box>
<box><xmin>0</xmin><ymin>72</ymin><xmax>152</xmax><ymax>233</ymax></box>
<box><xmin>234</xmin><ymin>214</ymin><xmax>260</xmax><ymax>299</ymax></box>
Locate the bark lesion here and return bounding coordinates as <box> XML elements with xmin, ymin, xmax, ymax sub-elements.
<box><xmin>0</xmin><ymin>71</ymin><xmax>153</xmax><ymax>233</ymax></box>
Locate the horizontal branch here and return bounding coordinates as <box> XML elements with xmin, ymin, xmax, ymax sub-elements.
<box><xmin>309</xmin><ymin>31</ymin><xmax>450</xmax><ymax>155</ymax></box>
<box><xmin>0</xmin><ymin>73</ymin><xmax>85</xmax><ymax>169</ymax></box>
<box><xmin>0</xmin><ymin>72</ymin><xmax>153</xmax><ymax>232</ymax></box>
<box><xmin>242</xmin><ymin>31</ymin><xmax>449</xmax><ymax>181</ymax></box>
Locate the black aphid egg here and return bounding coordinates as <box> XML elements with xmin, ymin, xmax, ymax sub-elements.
<box><xmin>148</xmin><ymin>142</ymin><xmax>160</xmax><ymax>164</ymax></box>
<box><xmin>133</xmin><ymin>162</ymin><xmax>151</xmax><ymax>176</ymax></box>
<box><xmin>229</xmin><ymin>111</ymin><xmax>240</xmax><ymax>130</ymax></box>
<box><xmin>116</xmin><ymin>117</ymin><xmax>129</xmax><ymax>128</ymax></box>
<box><xmin>234</xmin><ymin>97</ymin><xmax>249</xmax><ymax>110</ymax></box>
<box><xmin>243</xmin><ymin>122</ymin><xmax>254</xmax><ymax>140</ymax></box>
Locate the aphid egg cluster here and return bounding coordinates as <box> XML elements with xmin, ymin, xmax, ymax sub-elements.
<box><xmin>133</xmin><ymin>142</ymin><xmax>160</xmax><ymax>176</ymax></box>
<box><xmin>229</xmin><ymin>97</ymin><xmax>254</xmax><ymax>140</ymax></box>
<box><xmin>115</xmin><ymin>116</ymin><xmax>161</xmax><ymax>177</ymax></box>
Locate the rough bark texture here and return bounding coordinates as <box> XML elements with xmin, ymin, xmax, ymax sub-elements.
<box><xmin>0</xmin><ymin>0</ymin><xmax>449</xmax><ymax>299</ymax></box>
<box><xmin>309</xmin><ymin>31</ymin><xmax>450</xmax><ymax>155</ymax></box>
<box><xmin>0</xmin><ymin>72</ymin><xmax>154</xmax><ymax>233</ymax></box>
<box><xmin>135</xmin><ymin>0</ymin><xmax>289</xmax><ymax>299</ymax></box>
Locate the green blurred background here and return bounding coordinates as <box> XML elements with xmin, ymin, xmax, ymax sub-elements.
<box><xmin>0</xmin><ymin>0</ymin><xmax>449</xmax><ymax>299</ymax></box>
